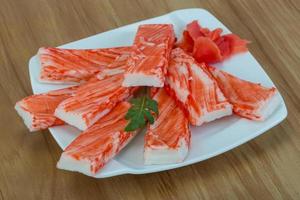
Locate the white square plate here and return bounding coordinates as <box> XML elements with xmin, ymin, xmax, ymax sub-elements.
<box><xmin>28</xmin><ymin>8</ymin><xmax>287</xmax><ymax>178</ymax></box>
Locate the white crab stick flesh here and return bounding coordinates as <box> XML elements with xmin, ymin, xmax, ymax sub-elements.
<box><xmin>165</xmin><ymin>48</ymin><xmax>232</xmax><ymax>126</ymax></box>
<box><xmin>122</xmin><ymin>24</ymin><xmax>175</xmax><ymax>87</ymax></box>
<box><xmin>144</xmin><ymin>88</ymin><xmax>190</xmax><ymax>165</ymax></box>
<box><xmin>57</xmin><ymin>102</ymin><xmax>137</xmax><ymax>176</ymax></box>
<box><xmin>208</xmin><ymin>66</ymin><xmax>281</xmax><ymax>120</ymax></box>
<box><xmin>15</xmin><ymin>86</ymin><xmax>78</xmax><ymax>131</ymax></box>
<box><xmin>38</xmin><ymin>46</ymin><xmax>131</xmax><ymax>84</ymax></box>
<box><xmin>55</xmin><ymin>74</ymin><xmax>137</xmax><ymax>130</ymax></box>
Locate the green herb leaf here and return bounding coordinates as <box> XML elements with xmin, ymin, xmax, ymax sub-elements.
<box><xmin>125</xmin><ymin>95</ymin><xmax>158</xmax><ymax>132</ymax></box>
<box><xmin>143</xmin><ymin>110</ymin><xmax>154</xmax><ymax>124</ymax></box>
<box><xmin>145</xmin><ymin>97</ymin><xmax>159</xmax><ymax>115</ymax></box>
<box><xmin>125</xmin><ymin>109</ymin><xmax>136</xmax><ymax>120</ymax></box>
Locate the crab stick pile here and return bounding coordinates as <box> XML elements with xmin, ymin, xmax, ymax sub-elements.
<box><xmin>55</xmin><ymin>74</ymin><xmax>137</xmax><ymax>130</ymax></box>
<box><xmin>14</xmin><ymin>20</ymin><xmax>282</xmax><ymax>176</ymax></box>
<box><xmin>166</xmin><ymin>48</ymin><xmax>232</xmax><ymax>126</ymax></box>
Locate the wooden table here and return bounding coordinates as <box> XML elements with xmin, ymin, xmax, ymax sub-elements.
<box><xmin>1</xmin><ymin>0</ymin><xmax>299</xmax><ymax>199</ymax></box>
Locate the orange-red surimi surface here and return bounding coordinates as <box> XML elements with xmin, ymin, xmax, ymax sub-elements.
<box><xmin>123</xmin><ymin>24</ymin><xmax>175</xmax><ymax>87</ymax></box>
<box><xmin>55</xmin><ymin>74</ymin><xmax>137</xmax><ymax>130</ymax></box>
<box><xmin>57</xmin><ymin>102</ymin><xmax>137</xmax><ymax>175</ymax></box>
<box><xmin>208</xmin><ymin>66</ymin><xmax>279</xmax><ymax>120</ymax></box>
<box><xmin>144</xmin><ymin>88</ymin><xmax>190</xmax><ymax>165</ymax></box>
<box><xmin>15</xmin><ymin>86</ymin><xmax>78</xmax><ymax>131</ymax></box>
<box><xmin>96</xmin><ymin>51</ymin><xmax>131</xmax><ymax>80</ymax></box>
<box><xmin>39</xmin><ymin>46</ymin><xmax>131</xmax><ymax>84</ymax></box>
<box><xmin>165</xmin><ymin>48</ymin><xmax>232</xmax><ymax>126</ymax></box>
<box><xmin>145</xmin><ymin>88</ymin><xmax>190</xmax><ymax>149</ymax></box>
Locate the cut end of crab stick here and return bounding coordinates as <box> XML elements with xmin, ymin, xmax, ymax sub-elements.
<box><xmin>255</xmin><ymin>91</ymin><xmax>281</xmax><ymax>120</ymax></box>
<box><xmin>123</xmin><ymin>24</ymin><xmax>175</xmax><ymax>87</ymax></box>
<box><xmin>57</xmin><ymin>132</ymin><xmax>135</xmax><ymax>176</ymax></box>
<box><xmin>144</xmin><ymin>88</ymin><xmax>190</xmax><ymax>165</ymax></box>
<box><xmin>54</xmin><ymin>75</ymin><xmax>136</xmax><ymax>130</ymax></box>
<box><xmin>144</xmin><ymin>137</ymin><xmax>189</xmax><ymax>165</ymax></box>
<box><xmin>15</xmin><ymin>101</ymin><xmax>64</xmax><ymax>132</ymax></box>
<box><xmin>123</xmin><ymin>72</ymin><xmax>165</xmax><ymax>87</ymax></box>
<box><xmin>15</xmin><ymin>86</ymin><xmax>78</xmax><ymax>132</ymax></box>
<box><xmin>57</xmin><ymin>154</ymin><xmax>92</xmax><ymax>176</ymax></box>
<box><xmin>56</xmin><ymin>102</ymin><xmax>137</xmax><ymax>176</ymax></box>
<box><xmin>55</xmin><ymin>105</ymin><xmax>111</xmax><ymax>131</ymax></box>
<box><xmin>166</xmin><ymin>48</ymin><xmax>232</xmax><ymax>126</ymax></box>
<box><xmin>208</xmin><ymin>66</ymin><xmax>280</xmax><ymax>121</ymax></box>
<box><xmin>15</xmin><ymin>101</ymin><xmax>39</xmax><ymax>132</ymax></box>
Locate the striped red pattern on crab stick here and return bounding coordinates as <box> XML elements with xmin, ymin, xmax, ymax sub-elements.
<box><xmin>165</xmin><ymin>48</ymin><xmax>232</xmax><ymax>126</ymax></box>
<box><xmin>207</xmin><ymin>66</ymin><xmax>280</xmax><ymax>121</ymax></box>
<box><xmin>57</xmin><ymin>102</ymin><xmax>137</xmax><ymax>176</ymax></box>
<box><xmin>55</xmin><ymin>74</ymin><xmax>138</xmax><ymax>131</ymax></box>
<box><xmin>15</xmin><ymin>86</ymin><xmax>78</xmax><ymax>132</ymax></box>
<box><xmin>144</xmin><ymin>88</ymin><xmax>190</xmax><ymax>165</ymax></box>
<box><xmin>122</xmin><ymin>24</ymin><xmax>175</xmax><ymax>87</ymax></box>
<box><xmin>38</xmin><ymin>46</ymin><xmax>132</xmax><ymax>84</ymax></box>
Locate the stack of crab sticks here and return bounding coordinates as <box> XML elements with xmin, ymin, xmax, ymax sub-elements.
<box><xmin>15</xmin><ymin>21</ymin><xmax>280</xmax><ymax>176</ymax></box>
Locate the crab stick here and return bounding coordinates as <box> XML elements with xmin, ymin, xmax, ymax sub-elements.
<box><xmin>15</xmin><ymin>86</ymin><xmax>78</xmax><ymax>131</ymax></box>
<box><xmin>55</xmin><ymin>74</ymin><xmax>137</xmax><ymax>130</ymax></box>
<box><xmin>122</xmin><ymin>24</ymin><xmax>175</xmax><ymax>87</ymax></box>
<box><xmin>38</xmin><ymin>46</ymin><xmax>131</xmax><ymax>84</ymax></box>
<box><xmin>144</xmin><ymin>88</ymin><xmax>190</xmax><ymax>165</ymax></box>
<box><xmin>165</xmin><ymin>48</ymin><xmax>232</xmax><ymax>126</ymax></box>
<box><xmin>208</xmin><ymin>66</ymin><xmax>280</xmax><ymax>120</ymax></box>
<box><xmin>57</xmin><ymin>102</ymin><xmax>137</xmax><ymax>176</ymax></box>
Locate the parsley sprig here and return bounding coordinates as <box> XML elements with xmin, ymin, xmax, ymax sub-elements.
<box><xmin>125</xmin><ymin>94</ymin><xmax>158</xmax><ymax>132</ymax></box>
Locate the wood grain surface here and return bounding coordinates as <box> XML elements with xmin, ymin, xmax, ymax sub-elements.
<box><xmin>1</xmin><ymin>0</ymin><xmax>300</xmax><ymax>199</ymax></box>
